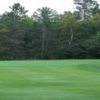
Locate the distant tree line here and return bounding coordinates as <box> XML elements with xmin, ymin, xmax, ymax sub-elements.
<box><xmin>0</xmin><ymin>0</ymin><xmax>100</xmax><ymax>60</ymax></box>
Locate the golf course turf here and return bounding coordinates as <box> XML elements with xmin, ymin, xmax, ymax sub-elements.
<box><xmin>0</xmin><ymin>60</ymin><xmax>100</xmax><ymax>100</ymax></box>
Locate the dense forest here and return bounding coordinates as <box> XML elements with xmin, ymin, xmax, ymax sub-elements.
<box><xmin>0</xmin><ymin>0</ymin><xmax>100</xmax><ymax>60</ymax></box>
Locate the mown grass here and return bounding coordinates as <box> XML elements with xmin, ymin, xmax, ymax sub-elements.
<box><xmin>0</xmin><ymin>60</ymin><xmax>100</xmax><ymax>100</ymax></box>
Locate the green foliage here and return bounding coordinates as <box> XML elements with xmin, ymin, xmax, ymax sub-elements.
<box><xmin>90</xmin><ymin>14</ymin><xmax>100</xmax><ymax>30</ymax></box>
<box><xmin>0</xmin><ymin>2</ymin><xmax>100</xmax><ymax>59</ymax></box>
<box><xmin>60</xmin><ymin>14</ymin><xmax>79</xmax><ymax>46</ymax></box>
<box><xmin>9</xmin><ymin>3</ymin><xmax>28</xmax><ymax>20</ymax></box>
<box><xmin>83</xmin><ymin>33</ymin><xmax>100</xmax><ymax>58</ymax></box>
<box><xmin>61</xmin><ymin>14</ymin><xmax>78</xmax><ymax>29</ymax></box>
<box><xmin>33</xmin><ymin>7</ymin><xmax>57</xmax><ymax>26</ymax></box>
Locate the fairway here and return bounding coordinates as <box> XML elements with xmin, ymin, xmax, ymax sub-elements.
<box><xmin>0</xmin><ymin>60</ymin><xmax>100</xmax><ymax>100</ymax></box>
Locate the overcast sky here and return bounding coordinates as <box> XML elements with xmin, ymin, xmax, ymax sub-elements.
<box><xmin>0</xmin><ymin>0</ymin><xmax>100</xmax><ymax>16</ymax></box>
<box><xmin>0</xmin><ymin>0</ymin><xmax>75</xmax><ymax>16</ymax></box>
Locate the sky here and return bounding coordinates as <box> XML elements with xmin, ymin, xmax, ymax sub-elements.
<box><xmin>1</xmin><ymin>0</ymin><xmax>100</xmax><ymax>16</ymax></box>
<box><xmin>0</xmin><ymin>0</ymin><xmax>75</xmax><ymax>16</ymax></box>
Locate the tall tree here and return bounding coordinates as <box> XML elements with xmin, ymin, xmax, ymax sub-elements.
<box><xmin>0</xmin><ymin>23</ymin><xmax>17</xmax><ymax>59</ymax></box>
<box><xmin>33</xmin><ymin>7</ymin><xmax>57</xmax><ymax>59</ymax></box>
<box><xmin>5</xmin><ymin>3</ymin><xmax>28</xmax><ymax>59</ymax></box>
<box><xmin>60</xmin><ymin>14</ymin><xmax>78</xmax><ymax>47</ymax></box>
<box><xmin>74</xmin><ymin>0</ymin><xmax>98</xmax><ymax>20</ymax></box>
<box><xmin>8</xmin><ymin>3</ymin><xmax>28</xmax><ymax>20</ymax></box>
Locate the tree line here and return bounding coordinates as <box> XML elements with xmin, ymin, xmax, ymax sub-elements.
<box><xmin>0</xmin><ymin>0</ymin><xmax>100</xmax><ymax>60</ymax></box>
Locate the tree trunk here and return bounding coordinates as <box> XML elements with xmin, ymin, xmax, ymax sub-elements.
<box><xmin>41</xmin><ymin>26</ymin><xmax>46</xmax><ymax>59</ymax></box>
<box><xmin>66</xmin><ymin>21</ymin><xmax>74</xmax><ymax>47</ymax></box>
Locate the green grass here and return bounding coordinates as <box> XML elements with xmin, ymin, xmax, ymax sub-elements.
<box><xmin>0</xmin><ymin>60</ymin><xmax>100</xmax><ymax>100</ymax></box>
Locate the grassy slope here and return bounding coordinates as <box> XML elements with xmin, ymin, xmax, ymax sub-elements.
<box><xmin>0</xmin><ymin>60</ymin><xmax>100</xmax><ymax>100</ymax></box>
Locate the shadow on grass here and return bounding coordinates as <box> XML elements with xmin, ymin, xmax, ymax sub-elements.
<box><xmin>78</xmin><ymin>64</ymin><xmax>100</xmax><ymax>73</ymax></box>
